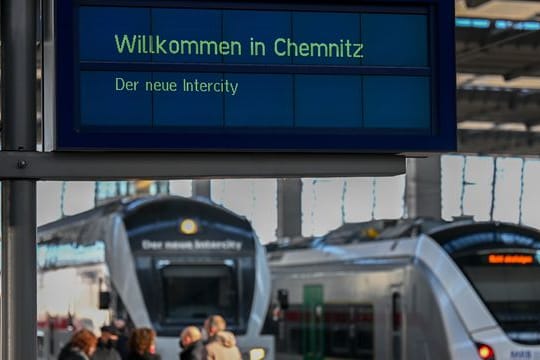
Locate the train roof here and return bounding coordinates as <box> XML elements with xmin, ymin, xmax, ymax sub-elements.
<box><xmin>266</xmin><ymin>217</ymin><xmax>449</xmax><ymax>251</ymax></box>
<box><xmin>267</xmin><ymin>217</ymin><xmax>540</xmax><ymax>252</ymax></box>
<box><xmin>37</xmin><ymin>194</ymin><xmax>251</xmax><ymax>244</ymax></box>
<box><xmin>268</xmin><ymin>219</ymin><xmax>540</xmax><ymax>270</ymax></box>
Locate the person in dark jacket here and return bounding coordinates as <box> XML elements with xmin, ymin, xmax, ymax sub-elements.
<box><xmin>58</xmin><ymin>329</ymin><xmax>98</xmax><ymax>360</ymax></box>
<box><xmin>127</xmin><ymin>327</ymin><xmax>161</xmax><ymax>360</ymax></box>
<box><xmin>112</xmin><ymin>319</ymin><xmax>130</xmax><ymax>360</ymax></box>
<box><xmin>179</xmin><ymin>326</ymin><xmax>206</xmax><ymax>360</ymax></box>
<box><xmin>92</xmin><ymin>325</ymin><xmax>122</xmax><ymax>360</ymax></box>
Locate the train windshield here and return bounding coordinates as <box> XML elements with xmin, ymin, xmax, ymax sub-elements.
<box><xmin>433</xmin><ymin>225</ymin><xmax>540</xmax><ymax>345</ymax></box>
<box><xmin>161</xmin><ymin>264</ymin><xmax>237</xmax><ymax>323</ymax></box>
<box><xmin>460</xmin><ymin>261</ymin><xmax>540</xmax><ymax>344</ymax></box>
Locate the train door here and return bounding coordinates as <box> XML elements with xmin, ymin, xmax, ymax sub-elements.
<box><xmin>390</xmin><ymin>286</ymin><xmax>405</xmax><ymax>360</ymax></box>
<box><xmin>303</xmin><ymin>284</ymin><xmax>324</xmax><ymax>360</ymax></box>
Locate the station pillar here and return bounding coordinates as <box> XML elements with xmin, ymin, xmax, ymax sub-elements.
<box><xmin>192</xmin><ymin>179</ymin><xmax>211</xmax><ymax>200</ymax></box>
<box><xmin>406</xmin><ymin>156</ymin><xmax>442</xmax><ymax>219</ymax></box>
<box><xmin>277</xmin><ymin>178</ymin><xmax>303</xmax><ymax>239</ymax></box>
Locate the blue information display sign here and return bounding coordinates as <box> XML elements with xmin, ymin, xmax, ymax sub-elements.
<box><xmin>54</xmin><ymin>0</ymin><xmax>455</xmax><ymax>151</ymax></box>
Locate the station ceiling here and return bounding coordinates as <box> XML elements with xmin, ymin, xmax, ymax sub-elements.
<box><xmin>4</xmin><ymin>1</ymin><xmax>540</xmax><ymax>156</ymax></box>
<box><xmin>456</xmin><ymin>0</ymin><xmax>540</xmax><ymax>155</ymax></box>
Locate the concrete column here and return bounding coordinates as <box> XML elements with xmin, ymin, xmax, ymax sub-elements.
<box><xmin>276</xmin><ymin>178</ymin><xmax>302</xmax><ymax>239</ymax></box>
<box><xmin>406</xmin><ymin>156</ymin><xmax>442</xmax><ymax>219</ymax></box>
<box><xmin>192</xmin><ymin>179</ymin><xmax>211</xmax><ymax>200</ymax></box>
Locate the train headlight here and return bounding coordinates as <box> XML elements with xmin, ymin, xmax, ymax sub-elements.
<box><xmin>180</xmin><ymin>218</ymin><xmax>198</xmax><ymax>235</ymax></box>
<box><xmin>249</xmin><ymin>348</ymin><xmax>266</xmax><ymax>360</ymax></box>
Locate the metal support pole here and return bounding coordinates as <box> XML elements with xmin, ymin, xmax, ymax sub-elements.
<box><xmin>1</xmin><ymin>182</ymin><xmax>37</xmax><ymax>360</ymax></box>
<box><xmin>1</xmin><ymin>0</ymin><xmax>37</xmax><ymax>359</ymax></box>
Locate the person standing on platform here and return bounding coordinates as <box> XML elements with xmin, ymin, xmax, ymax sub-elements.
<box><xmin>112</xmin><ymin>319</ymin><xmax>130</xmax><ymax>360</ymax></box>
<box><xmin>204</xmin><ymin>331</ymin><xmax>242</xmax><ymax>360</ymax></box>
<box><xmin>127</xmin><ymin>328</ymin><xmax>161</xmax><ymax>360</ymax></box>
<box><xmin>58</xmin><ymin>329</ymin><xmax>98</xmax><ymax>360</ymax></box>
<box><xmin>179</xmin><ymin>326</ymin><xmax>206</xmax><ymax>360</ymax></box>
<box><xmin>92</xmin><ymin>325</ymin><xmax>122</xmax><ymax>360</ymax></box>
<box><xmin>203</xmin><ymin>315</ymin><xmax>226</xmax><ymax>344</ymax></box>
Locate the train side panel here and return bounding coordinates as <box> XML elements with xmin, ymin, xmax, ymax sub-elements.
<box><xmin>402</xmin><ymin>263</ymin><xmax>453</xmax><ymax>360</ymax></box>
<box><xmin>267</xmin><ymin>245</ymin><xmax>478</xmax><ymax>359</ymax></box>
<box><xmin>270</xmin><ymin>263</ymin><xmax>409</xmax><ymax>359</ymax></box>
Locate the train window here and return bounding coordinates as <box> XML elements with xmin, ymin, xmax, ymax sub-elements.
<box><xmin>160</xmin><ymin>264</ymin><xmax>238</xmax><ymax>324</ymax></box>
<box><xmin>392</xmin><ymin>293</ymin><xmax>402</xmax><ymax>360</ymax></box>
<box><xmin>277</xmin><ymin>304</ymin><xmax>374</xmax><ymax>358</ymax></box>
<box><xmin>355</xmin><ymin>329</ymin><xmax>374</xmax><ymax>359</ymax></box>
<box><xmin>37</xmin><ymin>242</ymin><xmax>106</xmax><ymax>269</ymax></box>
<box><xmin>460</xmin><ymin>264</ymin><xmax>540</xmax><ymax>345</ymax></box>
<box><xmin>432</xmin><ymin>225</ymin><xmax>540</xmax><ymax>345</ymax></box>
<box><xmin>289</xmin><ymin>328</ymin><xmax>304</xmax><ymax>355</ymax></box>
<box><xmin>351</xmin><ymin>305</ymin><xmax>374</xmax><ymax>359</ymax></box>
<box><xmin>276</xmin><ymin>305</ymin><xmax>303</xmax><ymax>355</ymax></box>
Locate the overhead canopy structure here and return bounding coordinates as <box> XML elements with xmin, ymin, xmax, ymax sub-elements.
<box><xmin>456</xmin><ymin>0</ymin><xmax>540</xmax><ymax>154</ymax></box>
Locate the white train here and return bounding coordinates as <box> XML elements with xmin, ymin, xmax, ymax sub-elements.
<box><xmin>36</xmin><ymin>195</ymin><xmax>274</xmax><ymax>360</ymax></box>
<box><xmin>265</xmin><ymin>219</ymin><xmax>540</xmax><ymax>360</ymax></box>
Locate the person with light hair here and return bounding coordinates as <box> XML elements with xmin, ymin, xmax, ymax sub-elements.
<box><xmin>203</xmin><ymin>315</ymin><xmax>241</xmax><ymax>360</ymax></box>
<box><xmin>205</xmin><ymin>331</ymin><xmax>241</xmax><ymax>360</ymax></box>
<box><xmin>179</xmin><ymin>326</ymin><xmax>206</xmax><ymax>360</ymax></box>
<box><xmin>203</xmin><ymin>315</ymin><xmax>226</xmax><ymax>343</ymax></box>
